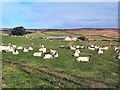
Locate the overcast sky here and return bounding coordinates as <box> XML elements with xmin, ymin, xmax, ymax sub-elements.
<box><xmin>2</xmin><ymin>2</ymin><xmax>118</xmax><ymax>29</ymax></box>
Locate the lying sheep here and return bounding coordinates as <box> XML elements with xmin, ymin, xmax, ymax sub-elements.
<box><xmin>70</xmin><ymin>46</ymin><xmax>76</xmax><ymax>50</ymax></box>
<box><xmin>33</xmin><ymin>51</ymin><xmax>43</xmax><ymax>57</ymax></box>
<box><xmin>88</xmin><ymin>47</ymin><xmax>95</xmax><ymax>50</ymax></box>
<box><xmin>12</xmin><ymin>48</ymin><xmax>19</xmax><ymax>55</ymax></box>
<box><xmin>50</xmin><ymin>49</ymin><xmax>57</xmax><ymax>55</ymax></box>
<box><xmin>73</xmin><ymin>52</ymin><xmax>79</xmax><ymax>57</ymax></box>
<box><xmin>75</xmin><ymin>49</ymin><xmax>80</xmax><ymax>54</ymax></box>
<box><xmin>28</xmin><ymin>46</ymin><xmax>33</xmax><ymax>50</ymax></box>
<box><xmin>76</xmin><ymin>55</ymin><xmax>92</xmax><ymax>62</ymax></box>
<box><xmin>23</xmin><ymin>48</ymin><xmax>29</xmax><ymax>52</ymax></box>
<box><xmin>43</xmin><ymin>54</ymin><xmax>53</xmax><ymax>59</ymax></box>
<box><xmin>53</xmin><ymin>52</ymin><xmax>59</xmax><ymax>57</ymax></box>
<box><xmin>39</xmin><ymin>48</ymin><xmax>46</xmax><ymax>53</ymax></box>
<box><xmin>97</xmin><ymin>48</ymin><xmax>103</xmax><ymax>54</ymax></box>
<box><xmin>17</xmin><ymin>46</ymin><xmax>23</xmax><ymax>49</ymax></box>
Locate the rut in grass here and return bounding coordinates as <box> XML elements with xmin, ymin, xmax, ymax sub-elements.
<box><xmin>2</xmin><ymin>59</ymin><xmax>119</xmax><ymax>88</ymax></box>
<box><xmin>54</xmin><ymin>70</ymin><xmax>119</xmax><ymax>88</ymax></box>
<box><xmin>1</xmin><ymin>59</ymin><xmax>90</xmax><ymax>88</ymax></box>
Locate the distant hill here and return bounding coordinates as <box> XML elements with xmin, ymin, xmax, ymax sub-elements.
<box><xmin>0</xmin><ymin>28</ymin><xmax>120</xmax><ymax>33</ymax></box>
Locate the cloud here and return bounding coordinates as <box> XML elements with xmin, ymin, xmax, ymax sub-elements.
<box><xmin>2</xmin><ymin>2</ymin><xmax>118</xmax><ymax>29</ymax></box>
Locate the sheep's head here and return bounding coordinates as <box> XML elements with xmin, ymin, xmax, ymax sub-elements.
<box><xmin>88</xmin><ymin>55</ymin><xmax>92</xmax><ymax>59</ymax></box>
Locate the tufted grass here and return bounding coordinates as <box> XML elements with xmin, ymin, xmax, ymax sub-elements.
<box><xmin>1</xmin><ymin>33</ymin><xmax>119</xmax><ymax>88</ymax></box>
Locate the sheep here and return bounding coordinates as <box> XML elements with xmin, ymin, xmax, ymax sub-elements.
<box><xmin>114</xmin><ymin>46</ymin><xmax>119</xmax><ymax>53</ymax></box>
<box><xmin>39</xmin><ymin>48</ymin><xmax>46</xmax><ymax>53</ymax></box>
<box><xmin>75</xmin><ymin>49</ymin><xmax>80</xmax><ymax>54</ymax></box>
<box><xmin>28</xmin><ymin>46</ymin><xmax>33</xmax><ymax>50</ymax></box>
<box><xmin>79</xmin><ymin>46</ymin><xmax>85</xmax><ymax>49</ymax></box>
<box><xmin>97</xmin><ymin>48</ymin><xmax>103</xmax><ymax>54</ymax></box>
<box><xmin>7</xmin><ymin>46</ymin><xmax>14</xmax><ymax>52</ymax></box>
<box><xmin>73</xmin><ymin>52</ymin><xmax>79</xmax><ymax>57</ymax></box>
<box><xmin>76</xmin><ymin>55</ymin><xmax>92</xmax><ymax>62</ymax></box>
<box><xmin>60</xmin><ymin>45</ymin><xmax>64</xmax><ymax>48</ymax></box>
<box><xmin>70</xmin><ymin>46</ymin><xmax>76</xmax><ymax>50</ymax></box>
<box><xmin>23</xmin><ymin>48</ymin><xmax>29</xmax><ymax>52</ymax></box>
<box><xmin>88</xmin><ymin>47</ymin><xmax>95</xmax><ymax>50</ymax></box>
<box><xmin>41</xmin><ymin>45</ymin><xmax>45</xmax><ymax>48</ymax></box>
<box><xmin>102</xmin><ymin>47</ymin><xmax>108</xmax><ymax>50</ymax></box>
<box><xmin>12</xmin><ymin>48</ymin><xmax>19</xmax><ymax>55</ymax></box>
<box><xmin>53</xmin><ymin>52</ymin><xmax>59</xmax><ymax>57</ymax></box>
<box><xmin>43</xmin><ymin>54</ymin><xmax>53</xmax><ymax>59</ymax></box>
<box><xmin>17</xmin><ymin>46</ymin><xmax>23</xmax><ymax>49</ymax></box>
<box><xmin>76</xmin><ymin>45</ymin><xmax>80</xmax><ymax>49</ymax></box>
<box><xmin>12</xmin><ymin>44</ymin><xmax>16</xmax><ymax>48</ymax></box>
<box><xmin>94</xmin><ymin>45</ymin><xmax>100</xmax><ymax>49</ymax></box>
<box><xmin>50</xmin><ymin>49</ymin><xmax>57</xmax><ymax>55</ymax></box>
<box><xmin>117</xmin><ymin>55</ymin><xmax>120</xmax><ymax>59</ymax></box>
<box><xmin>33</xmin><ymin>51</ymin><xmax>43</xmax><ymax>57</ymax></box>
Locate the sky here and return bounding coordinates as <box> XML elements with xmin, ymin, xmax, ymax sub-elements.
<box><xmin>1</xmin><ymin>2</ymin><xmax>118</xmax><ymax>29</ymax></box>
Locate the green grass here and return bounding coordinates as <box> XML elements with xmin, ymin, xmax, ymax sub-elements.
<box><xmin>2</xmin><ymin>33</ymin><xmax>119</xmax><ymax>88</ymax></box>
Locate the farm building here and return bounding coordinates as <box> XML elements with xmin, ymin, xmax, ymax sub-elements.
<box><xmin>46</xmin><ymin>36</ymin><xmax>77</xmax><ymax>41</ymax></box>
<box><xmin>46</xmin><ymin>37</ymin><xmax>66</xmax><ymax>40</ymax></box>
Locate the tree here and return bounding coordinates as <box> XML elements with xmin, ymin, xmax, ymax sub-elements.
<box><xmin>11</xmin><ymin>26</ymin><xmax>26</xmax><ymax>36</ymax></box>
<box><xmin>77</xmin><ymin>36</ymin><xmax>89</xmax><ymax>41</ymax></box>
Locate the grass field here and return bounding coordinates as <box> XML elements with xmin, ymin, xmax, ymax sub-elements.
<box><xmin>1</xmin><ymin>30</ymin><xmax>119</xmax><ymax>88</ymax></box>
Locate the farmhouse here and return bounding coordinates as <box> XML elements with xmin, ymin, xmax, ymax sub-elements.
<box><xmin>46</xmin><ymin>36</ymin><xmax>77</xmax><ymax>41</ymax></box>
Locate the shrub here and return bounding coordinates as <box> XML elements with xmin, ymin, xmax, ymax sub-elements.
<box><xmin>11</xmin><ymin>26</ymin><xmax>26</xmax><ymax>36</ymax></box>
<box><xmin>77</xmin><ymin>36</ymin><xmax>89</xmax><ymax>41</ymax></box>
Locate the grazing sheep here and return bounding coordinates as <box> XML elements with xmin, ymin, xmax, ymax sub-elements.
<box><xmin>76</xmin><ymin>55</ymin><xmax>92</xmax><ymax>62</ymax></box>
<box><xmin>17</xmin><ymin>46</ymin><xmax>23</xmax><ymax>49</ymax></box>
<box><xmin>33</xmin><ymin>51</ymin><xmax>42</xmax><ymax>57</ymax></box>
<box><xmin>28</xmin><ymin>46</ymin><xmax>33</xmax><ymax>50</ymax></box>
<box><xmin>23</xmin><ymin>48</ymin><xmax>29</xmax><ymax>52</ymax></box>
<box><xmin>43</xmin><ymin>54</ymin><xmax>53</xmax><ymax>59</ymax></box>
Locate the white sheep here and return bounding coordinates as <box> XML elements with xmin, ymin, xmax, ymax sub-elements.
<box><xmin>76</xmin><ymin>55</ymin><xmax>92</xmax><ymax>62</ymax></box>
<box><xmin>39</xmin><ymin>48</ymin><xmax>46</xmax><ymax>53</ymax></box>
<box><xmin>17</xmin><ymin>46</ymin><xmax>23</xmax><ymax>49</ymax></box>
<box><xmin>97</xmin><ymin>48</ymin><xmax>103</xmax><ymax>54</ymax></box>
<box><xmin>23</xmin><ymin>48</ymin><xmax>29</xmax><ymax>52</ymax></box>
<box><xmin>43</xmin><ymin>54</ymin><xmax>53</xmax><ymax>59</ymax></box>
<box><xmin>33</xmin><ymin>52</ymin><xmax>42</xmax><ymax>57</ymax></box>
<box><xmin>70</xmin><ymin>46</ymin><xmax>76</xmax><ymax>50</ymax></box>
<box><xmin>88</xmin><ymin>47</ymin><xmax>95</xmax><ymax>50</ymax></box>
<box><xmin>12</xmin><ymin>49</ymin><xmax>19</xmax><ymax>55</ymax></box>
<box><xmin>53</xmin><ymin>52</ymin><xmax>59</xmax><ymax>57</ymax></box>
<box><xmin>73</xmin><ymin>52</ymin><xmax>79</xmax><ymax>57</ymax></box>
<box><xmin>75</xmin><ymin>49</ymin><xmax>80</xmax><ymax>54</ymax></box>
<box><xmin>50</xmin><ymin>49</ymin><xmax>57</xmax><ymax>55</ymax></box>
<box><xmin>28</xmin><ymin>46</ymin><xmax>33</xmax><ymax>50</ymax></box>
<box><xmin>102</xmin><ymin>47</ymin><xmax>108</xmax><ymax>50</ymax></box>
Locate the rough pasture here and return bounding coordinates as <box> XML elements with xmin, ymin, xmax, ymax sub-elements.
<box><xmin>1</xmin><ymin>31</ymin><xmax>119</xmax><ymax>88</ymax></box>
